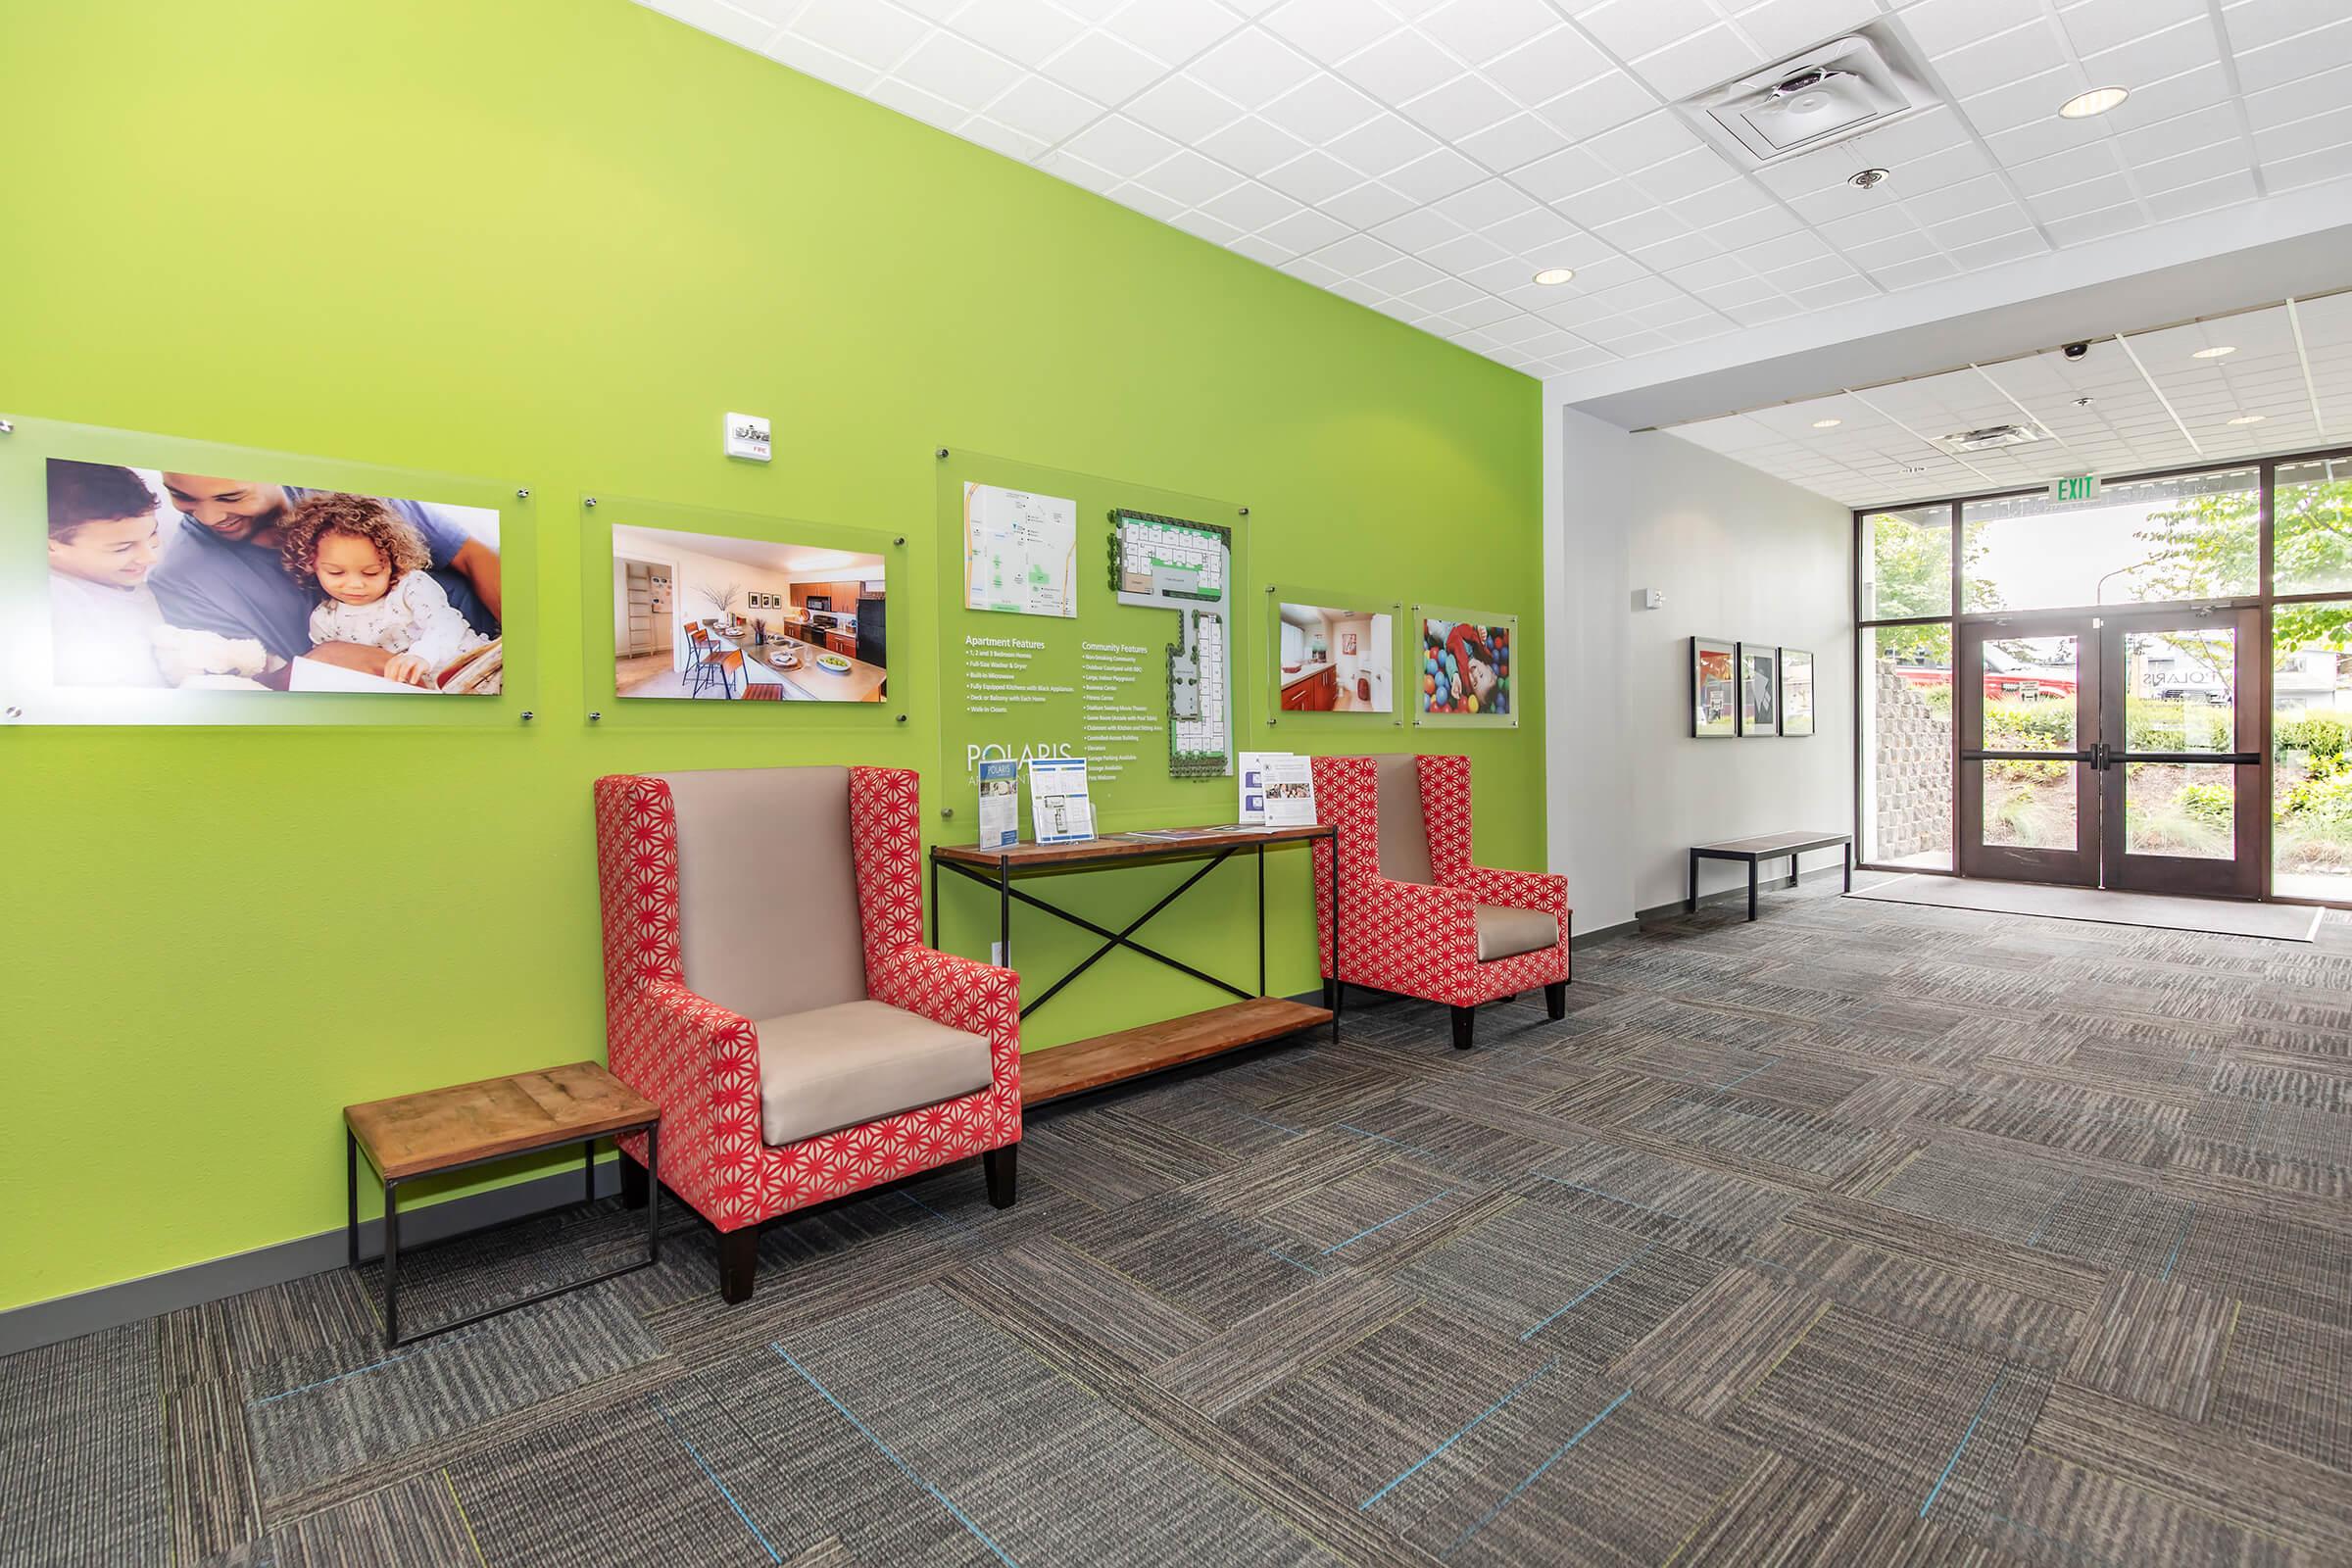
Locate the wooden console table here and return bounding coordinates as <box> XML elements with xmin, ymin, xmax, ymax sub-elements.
<box><xmin>1688</xmin><ymin>829</ymin><xmax>1853</xmax><ymax>921</ymax></box>
<box><xmin>344</xmin><ymin>1061</ymin><xmax>660</xmax><ymax>1348</ymax></box>
<box><xmin>930</xmin><ymin>823</ymin><xmax>1337</xmax><ymax>1104</ymax></box>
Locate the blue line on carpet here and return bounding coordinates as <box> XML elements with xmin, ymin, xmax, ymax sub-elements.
<box><xmin>2160</xmin><ymin>1202</ymin><xmax>2196</xmax><ymax>1281</ymax></box>
<box><xmin>1233</xmin><ymin>1109</ymin><xmax>1307</xmax><ymax>1137</ymax></box>
<box><xmin>1359</xmin><ymin>1357</ymin><xmax>1561</xmax><ymax>1512</ymax></box>
<box><xmin>771</xmin><ymin>1344</ymin><xmax>1018</xmax><ymax>1567</ymax></box>
<box><xmin>1533</xmin><ymin>1175</ymin><xmax>1707</xmax><ymax>1231</ymax></box>
<box><xmin>1338</xmin><ymin>1124</ymin><xmax>1452</xmax><ymax>1167</ymax></box>
<box><xmin>1322</xmin><ymin>1189</ymin><xmax>1458</xmax><ymax>1254</ymax></box>
<box><xmin>1266</xmin><ymin>1248</ymin><xmax>1323</xmax><ymax>1277</ymax></box>
<box><xmin>650</xmin><ymin>1396</ymin><xmax>783</xmax><ymax>1564</ymax></box>
<box><xmin>1710</xmin><ymin>1058</ymin><xmax>1777</xmax><ymax>1094</ymax></box>
<box><xmin>1521</xmin><ymin>1244</ymin><xmax>1657</xmax><ymax>1342</ymax></box>
<box><xmin>246</xmin><ymin>1321</ymin><xmax>502</xmax><ymax>1406</ymax></box>
<box><xmin>1920</xmin><ymin>1370</ymin><xmax>2005</xmax><ymax>1518</ymax></box>
<box><xmin>2023</xmin><ymin>1176</ymin><xmax>2082</xmax><ymax>1250</ymax></box>
<box><xmin>1442</xmin><ymin>1385</ymin><xmax>1632</xmax><ymax>1558</ymax></box>
<box><xmin>899</xmin><ymin>1189</ymin><xmax>981</xmax><ymax>1238</ymax></box>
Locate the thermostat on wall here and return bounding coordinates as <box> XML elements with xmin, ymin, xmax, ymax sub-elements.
<box><xmin>724</xmin><ymin>412</ymin><xmax>771</xmax><ymax>463</ymax></box>
<box><xmin>1637</xmin><ymin>588</ymin><xmax>1664</xmax><ymax>611</ymax></box>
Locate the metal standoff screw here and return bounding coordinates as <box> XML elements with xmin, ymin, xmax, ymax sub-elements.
<box><xmin>1239</xmin><ymin>506</ymin><xmax>1250</xmax><ymax>516</ymax></box>
<box><xmin>589</xmin><ymin>710</ymin><xmax>603</xmax><ymax>722</ymax></box>
<box><xmin>895</xmin><ymin>535</ymin><xmax>906</xmax><ymax>546</ymax></box>
<box><xmin>3</xmin><ymin>706</ymin><xmax>22</xmax><ymax>719</ymax></box>
<box><xmin>584</xmin><ymin>496</ymin><xmax>598</xmax><ymax>508</ymax></box>
<box><xmin>941</xmin><ymin>807</ymin><xmax>956</xmax><ymax>819</ymax></box>
<box><xmin>896</xmin><ymin>713</ymin><xmax>907</xmax><ymax>723</ymax></box>
<box><xmin>935</xmin><ymin>447</ymin><xmax>950</xmax><ymax>460</ymax></box>
<box><xmin>514</xmin><ymin>487</ymin><xmax>531</xmax><ymax>500</ymax></box>
<box><xmin>520</xmin><ymin>710</ymin><xmax>535</xmax><ymax>722</ymax></box>
<box><xmin>0</xmin><ymin>417</ymin><xmax>15</xmax><ymax>434</ymax></box>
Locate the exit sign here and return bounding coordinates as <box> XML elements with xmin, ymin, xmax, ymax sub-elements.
<box><xmin>2050</xmin><ymin>473</ymin><xmax>2101</xmax><ymax>502</ymax></box>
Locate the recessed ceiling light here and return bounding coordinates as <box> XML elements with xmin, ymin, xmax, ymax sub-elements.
<box><xmin>2192</xmin><ymin>345</ymin><xmax>2236</xmax><ymax>359</ymax></box>
<box><xmin>1849</xmin><ymin>168</ymin><xmax>1891</xmax><ymax>190</ymax></box>
<box><xmin>2058</xmin><ymin>85</ymin><xmax>2130</xmax><ymax>119</ymax></box>
<box><xmin>1812</xmin><ymin>417</ymin><xmax>1843</xmax><ymax>428</ymax></box>
<box><xmin>2227</xmin><ymin>414</ymin><xmax>2266</xmax><ymax>425</ymax></box>
<box><xmin>1533</xmin><ymin>268</ymin><xmax>1575</xmax><ymax>286</ymax></box>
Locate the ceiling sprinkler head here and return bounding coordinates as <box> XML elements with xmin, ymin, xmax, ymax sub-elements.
<box><xmin>1850</xmin><ymin>167</ymin><xmax>1890</xmax><ymax>189</ymax></box>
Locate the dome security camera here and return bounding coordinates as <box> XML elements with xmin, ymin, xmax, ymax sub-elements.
<box><xmin>2063</xmin><ymin>341</ymin><xmax>2089</xmax><ymax>360</ymax></box>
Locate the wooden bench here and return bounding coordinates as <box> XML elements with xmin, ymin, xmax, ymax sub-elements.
<box><xmin>1687</xmin><ymin>830</ymin><xmax>1852</xmax><ymax>921</ymax></box>
<box><xmin>344</xmin><ymin>1061</ymin><xmax>661</xmax><ymax>1348</ymax></box>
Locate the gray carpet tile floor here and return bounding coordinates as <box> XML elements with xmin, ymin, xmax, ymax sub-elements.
<box><xmin>8</xmin><ymin>875</ymin><xmax>2352</xmax><ymax>1566</ymax></box>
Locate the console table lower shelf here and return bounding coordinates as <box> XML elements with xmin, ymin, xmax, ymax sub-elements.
<box><xmin>1022</xmin><ymin>996</ymin><xmax>1334</xmax><ymax>1104</ymax></box>
<box><xmin>930</xmin><ymin>823</ymin><xmax>1339</xmax><ymax>1104</ymax></box>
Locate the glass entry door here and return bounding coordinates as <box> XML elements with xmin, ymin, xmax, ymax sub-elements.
<box><xmin>2099</xmin><ymin>608</ymin><xmax>2263</xmax><ymax>898</ymax></box>
<box><xmin>1958</xmin><ymin>616</ymin><xmax>2102</xmax><ymax>885</ymax></box>
<box><xmin>1958</xmin><ymin>608</ymin><xmax>2264</xmax><ymax>897</ymax></box>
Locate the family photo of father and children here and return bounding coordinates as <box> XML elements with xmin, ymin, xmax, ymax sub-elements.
<box><xmin>44</xmin><ymin>458</ymin><xmax>505</xmax><ymax>696</ymax></box>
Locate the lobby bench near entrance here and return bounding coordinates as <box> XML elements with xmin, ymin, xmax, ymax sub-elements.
<box><xmin>1689</xmin><ymin>830</ymin><xmax>1852</xmax><ymax>921</ymax></box>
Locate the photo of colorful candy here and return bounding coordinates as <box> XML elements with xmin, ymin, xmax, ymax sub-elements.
<box><xmin>1418</xmin><ymin>616</ymin><xmax>1511</xmax><ymax>717</ymax></box>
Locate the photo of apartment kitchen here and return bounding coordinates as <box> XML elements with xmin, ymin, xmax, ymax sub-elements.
<box><xmin>611</xmin><ymin>520</ymin><xmax>887</xmax><ymax>702</ymax></box>
<box><xmin>1276</xmin><ymin>601</ymin><xmax>1392</xmax><ymax>713</ymax></box>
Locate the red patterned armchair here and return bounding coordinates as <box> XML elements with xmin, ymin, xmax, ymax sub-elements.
<box><xmin>594</xmin><ymin>765</ymin><xmax>1020</xmax><ymax>1303</ymax></box>
<box><xmin>1310</xmin><ymin>754</ymin><xmax>1571</xmax><ymax>1051</ymax></box>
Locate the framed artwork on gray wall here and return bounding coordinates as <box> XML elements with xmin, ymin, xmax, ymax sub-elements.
<box><xmin>1780</xmin><ymin>648</ymin><xmax>1815</xmax><ymax>736</ymax></box>
<box><xmin>1691</xmin><ymin>635</ymin><xmax>1737</xmax><ymax>738</ymax></box>
<box><xmin>1739</xmin><ymin>642</ymin><xmax>1779</xmax><ymax>735</ymax></box>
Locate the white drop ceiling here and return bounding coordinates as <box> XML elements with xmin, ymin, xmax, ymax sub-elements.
<box><xmin>1661</xmin><ymin>292</ymin><xmax>2352</xmax><ymax>508</ymax></box>
<box><xmin>642</xmin><ymin>0</ymin><xmax>2352</xmax><ymax>382</ymax></box>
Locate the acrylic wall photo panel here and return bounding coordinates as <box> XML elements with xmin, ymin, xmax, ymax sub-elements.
<box><xmin>45</xmin><ymin>458</ymin><xmax>504</xmax><ymax>700</ymax></box>
<box><xmin>611</xmin><ymin>519</ymin><xmax>887</xmax><ymax>703</ymax></box>
<box><xmin>1415</xmin><ymin>609</ymin><xmax>1516</xmax><ymax>725</ymax></box>
<box><xmin>1781</xmin><ymin>647</ymin><xmax>1815</xmax><ymax>736</ymax></box>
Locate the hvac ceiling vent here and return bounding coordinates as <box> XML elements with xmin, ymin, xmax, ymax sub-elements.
<box><xmin>1939</xmin><ymin>423</ymin><xmax>2048</xmax><ymax>453</ymax></box>
<box><xmin>1689</xmin><ymin>30</ymin><xmax>1930</xmax><ymax>166</ymax></box>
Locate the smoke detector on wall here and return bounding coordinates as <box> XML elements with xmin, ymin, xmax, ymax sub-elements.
<box><xmin>1688</xmin><ymin>30</ymin><xmax>1930</xmax><ymax>166</ymax></box>
<box><xmin>1938</xmin><ymin>423</ymin><xmax>2049</xmax><ymax>453</ymax></box>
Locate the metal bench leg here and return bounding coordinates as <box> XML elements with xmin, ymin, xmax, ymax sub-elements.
<box><xmin>1844</xmin><ymin>841</ymin><xmax>1853</xmax><ymax>893</ymax></box>
<box><xmin>1687</xmin><ymin>850</ymin><xmax>1698</xmax><ymax>913</ymax></box>
<box><xmin>1747</xmin><ymin>861</ymin><xmax>1759</xmax><ymax>921</ymax></box>
<box><xmin>1788</xmin><ymin>851</ymin><xmax>1800</xmax><ymax>889</ymax></box>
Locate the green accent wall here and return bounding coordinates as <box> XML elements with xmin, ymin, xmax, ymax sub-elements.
<box><xmin>0</xmin><ymin>0</ymin><xmax>1542</xmax><ymax>1311</ymax></box>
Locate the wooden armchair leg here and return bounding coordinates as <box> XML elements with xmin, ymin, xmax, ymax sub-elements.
<box><xmin>984</xmin><ymin>1145</ymin><xmax>1017</xmax><ymax>1209</ymax></box>
<box><xmin>1450</xmin><ymin>1005</ymin><xmax>1476</xmax><ymax>1051</ymax></box>
<box><xmin>620</xmin><ymin>1153</ymin><xmax>650</xmax><ymax>1210</ymax></box>
<box><xmin>719</xmin><ymin>1227</ymin><xmax>759</xmax><ymax>1305</ymax></box>
<box><xmin>1544</xmin><ymin>981</ymin><xmax>1567</xmax><ymax>1021</ymax></box>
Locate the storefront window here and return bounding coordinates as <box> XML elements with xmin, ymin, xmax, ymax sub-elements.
<box><xmin>1862</xmin><ymin>623</ymin><xmax>1952</xmax><ymax>869</ymax></box>
<box><xmin>2275</xmin><ymin>456</ymin><xmax>2352</xmax><ymax>597</ymax></box>
<box><xmin>1860</xmin><ymin>505</ymin><xmax>1952</xmax><ymax>619</ymax></box>
<box><xmin>1962</xmin><ymin>468</ymin><xmax>2259</xmax><ymax>612</ymax></box>
<box><xmin>2274</xmin><ymin>599</ymin><xmax>2352</xmax><ymax>901</ymax></box>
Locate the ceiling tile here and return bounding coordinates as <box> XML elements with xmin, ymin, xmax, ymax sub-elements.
<box><xmin>1102</xmin><ymin>0</ymin><xmax>1248</xmax><ymax>64</ymax></box>
<box><xmin>1187</xmin><ymin>26</ymin><xmax>1320</xmax><ymax>108</ymax></box>
<box><xmin>1417</xmin><ymin>0</ymin><xmax>1572</xmax><ymax>66</ymax></box>
<box><xmin>1260</xmin><ymin>0</ymin><xmax>1402</xmax><ymax>64</ymax></box>
<box><xmin>640</xmin><ymin>0</ymin><xmax>2327</xmax><ymax>384</ymax></box>
<box><xmin>1334</xmin><ymin>27</ymin><xmax>1463</xmax><ymax>104</ymax></box>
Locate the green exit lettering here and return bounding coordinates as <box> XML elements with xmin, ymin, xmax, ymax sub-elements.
<box><xmin>2050</xmin><ymin>473</ymin><xmax>2101</xmax><ymax>503</ymax></box>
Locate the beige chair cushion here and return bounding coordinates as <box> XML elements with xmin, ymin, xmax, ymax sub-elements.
<box><xmin>658</xmin><ymin>766</ymin><xmax>867</xmax><ymax>1024</ymax></box>
<box><xmin>754</xmin><ymin>1000</ymin><xmax>992</xmax><ymax>1146</ymax></box>
<box><xmin>1473</xmin><ymin>904</ymin><xmax>1558</xmax><ymax>962</ymax></box>
<box><xmin>1373</xmin><ymin>754</ymin><xmax>1435</xmax><ymax>884</ymax></box>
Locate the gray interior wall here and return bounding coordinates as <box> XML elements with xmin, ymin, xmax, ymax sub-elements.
<box><xmin>1547</xmin><ymin>412</ymin><xmax>1855</xmax><ymax>926</ymax></box>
